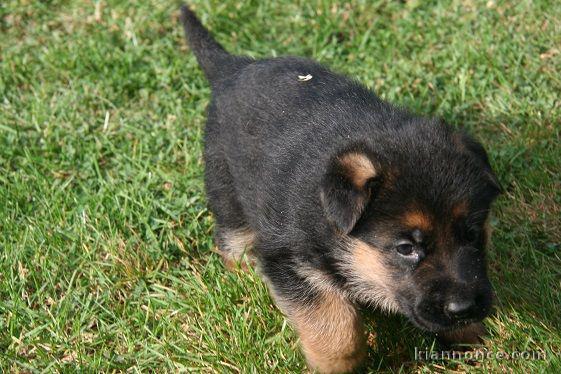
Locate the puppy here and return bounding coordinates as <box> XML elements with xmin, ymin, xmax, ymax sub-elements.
<box><xmin>180</xmin><ymin>5</ymin><xmax>501</xmax><ymax>373</ymax></box>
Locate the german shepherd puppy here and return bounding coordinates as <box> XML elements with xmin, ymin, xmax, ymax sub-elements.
<box><xmin>180</xmin><ymin>4</ymin><xmax>501</xmax><ymax>372</ymax></box>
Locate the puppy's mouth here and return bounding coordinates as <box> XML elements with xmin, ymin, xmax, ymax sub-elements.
<box><xmin>408</xmin><ymin>309</ymin><xmax>476</xmax><ymax>332</ymax></box>
<box><xmin>395</xmin><ymin>289</ymin><xmax>493</xmax><ymax>333</ymax></box>
<box><xmin>402</xmin><ymin>305</ymin><xmax>483</xmax><ymax>333</ymax></box>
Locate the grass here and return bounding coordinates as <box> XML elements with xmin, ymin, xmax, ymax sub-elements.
<box><xmin>1</xmin><ymin>0</ymin><xmax>560</xmax><ymax>372</ymax></box>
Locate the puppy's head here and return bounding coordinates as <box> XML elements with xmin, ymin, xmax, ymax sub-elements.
<box><xmin>321</xmin><ymin>124</ymin><xmax>501</xmax><ymax>332</ymax></box>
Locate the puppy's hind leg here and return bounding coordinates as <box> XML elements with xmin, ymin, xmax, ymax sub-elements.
<box><xmin>204</xmin><ymin>145</ymin><xmax>255</xmax><ymax>270</ymax></box>
<box><xmin>215</xmin><ymin>225</ymin><xmax>255</xmax><ymax>271</ymax></box>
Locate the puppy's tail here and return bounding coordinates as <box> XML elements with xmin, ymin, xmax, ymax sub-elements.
<box><xmin>180</xmin><ymin>4</ymin><xmax>247</xmax><ymax>83</ymax></box>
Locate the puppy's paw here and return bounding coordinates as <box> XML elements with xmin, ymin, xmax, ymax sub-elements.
<box><xmin>436</xmin><ymin>322</ymin><xmax>487</xmax><ymax>349</ymax></box>
<box><xmin>306</xmin><ymin>348</ymin><xmax>366</xmax><ymax>374</ymax></box>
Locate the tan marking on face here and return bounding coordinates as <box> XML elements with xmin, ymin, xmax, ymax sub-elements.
<box><xmin>351</xmin><ymin>240</ymin><xmax>391</xmax><ymax>286</ymax></box>
<box><xmin>340</xmin><ymin>239</ymin><xmax>399</xmax><ymax>313</ymax></box>
<box><xmin>279</xmin><ymin>290</ymin><xmax>366</xmax><ymax>373</ymax></box>
<box><xmin>403</xmin><ymin>210</ymin><xmax>433</xmax><ymax>231</ymax></box>
<box><xmin>218</xmin><ymin>227</ymin><xmax>255</xmax><ymax>271</ymax></box>
<box><xmin>452</xmin><ymin>200</ymin><xmax>469</xmax><ymax>218</ymax></box>
<box><xmin>338</xmin><ymin>153</ymin><xmax>376</xmax><ymax>189</ymax></box>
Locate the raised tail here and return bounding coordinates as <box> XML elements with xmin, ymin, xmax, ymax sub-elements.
<box><xmin>180</xmin><ymin>5</ymin><xmax>247</xmax><ymax>84</ymax></box>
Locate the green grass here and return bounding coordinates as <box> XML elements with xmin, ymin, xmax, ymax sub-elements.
<box><xmin>1</xmin><ymin>0</ymin><xmax>560</xmax><ymax>372</ymax></box>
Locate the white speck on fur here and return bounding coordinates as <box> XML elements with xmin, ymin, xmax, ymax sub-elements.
<box><xmin>298</xmin><ymin>74</ymin><xmax>313</xmax><ymax>82</ymax></box>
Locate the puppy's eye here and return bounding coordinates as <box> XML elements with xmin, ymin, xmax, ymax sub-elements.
<box><xmin>396</xmin><ymin>242</ymin><xmax>414</xmax><ymax>256</ymax></box>
<box><xmin>394</xmin><ymin>240</ymin><xmax>425</xmax><ymax>264</ymax></box>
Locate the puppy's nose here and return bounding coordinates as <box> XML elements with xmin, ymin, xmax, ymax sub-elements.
<box><xmin>445</xmin><ymin>299</ymin><xmax>475</xmax><ymax>320</ymax></box>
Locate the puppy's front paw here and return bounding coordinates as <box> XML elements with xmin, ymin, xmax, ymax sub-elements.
<box><xmin>437</xmin><ymin>322</ymin><xmax>487</xmax><ymax>348</ymax></box>
<box><xmin>305</xmin><ymin>347</ymin><xmax>366</xmax><ymax>374</ymax></box>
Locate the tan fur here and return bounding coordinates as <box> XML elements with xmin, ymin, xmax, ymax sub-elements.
<box><xmin>452</xmin><ymin>200</ymin><xmax>469</xmax><ymax>218</ymax></box>
<box><xmin>340</xmin><ymin>239</ymin><xmax>399</xmax><ymax>313</ymax></box>
<box><xmin>218</xmin><ymin>227</ymin><xmax>255</xmax><ymax>270</ymax></box>
<box><xmin>279</xmin><ymin>290</ymin><xmax>366</xmax><ymax>373</ymax></box>
<box><xmin>294</xmin><ymin>263</ymin><xmax>338</xmax><ymax>295</ymax></box>
<box><xmin>338</xmin><ymin>153</ymin><xmax>377</xmax><ymax>189</ymax></box>
<box><xmin>402</xmin><ymin>210</ymin><xmax>433</xmax><ymax>231</ymax></box>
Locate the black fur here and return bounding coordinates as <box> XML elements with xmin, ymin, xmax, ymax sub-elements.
<box><xmin>180</xmin><ymin>3</ymin><xmax>500</xmax><ymax>350</ymax></box>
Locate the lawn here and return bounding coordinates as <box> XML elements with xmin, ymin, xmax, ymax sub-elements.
<box><xmin>1</xmin><ymin>0</ymin><xmax>560</xmax><ymax>372</ymax></box>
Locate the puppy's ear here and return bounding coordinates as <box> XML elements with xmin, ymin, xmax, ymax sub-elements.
<box><xmin>320</xmin><ymin>152</ymin><xmax>379</xmax><ymax>234</ymax></box>
<box><xmin>456</xmin><ymin>132</ymin><xmax>503</xmax><ymax>195</ymax></box>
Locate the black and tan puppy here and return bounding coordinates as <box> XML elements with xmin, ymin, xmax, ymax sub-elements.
<box><xmin>180</xmin><ymin>5</ymin><xmax>501</xmax><ymax>373</ymax></box>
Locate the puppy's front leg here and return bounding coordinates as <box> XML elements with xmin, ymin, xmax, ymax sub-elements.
<box><xmin>275</xmin><ymin>289</ymin><xmax>366</xmax><ymax>373</ymax></box>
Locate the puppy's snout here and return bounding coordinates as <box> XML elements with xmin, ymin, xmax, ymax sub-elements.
<box><xmin>445</xmin><ymin>298</ymin><xmax>476</xmax><ymax>321</ymax></box>
<box><xmin>445</xmin><ymin>283</ymin><xmax>492</xmax><ymax>322</ymax></box>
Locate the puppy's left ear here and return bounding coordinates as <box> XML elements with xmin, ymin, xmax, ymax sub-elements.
<box><xmin>320</xmin><ymin>152</ymin><xmax>379</xmax><ymax>234</ymax></box>
<box><xmin>456</xmin><ymin>132</ymin><xmax>503</xmax><ymax>195</ymax></box>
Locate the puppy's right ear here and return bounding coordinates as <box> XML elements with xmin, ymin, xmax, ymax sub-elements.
<box><xmin>320</xmin><ymin>152</ymin><xmax>379</xmax><ymax>234</ymax></box>
<box><xmin>455</xmin><ymin>132</ymin><xmax>503</xmax><ymax>196</ymax></box>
